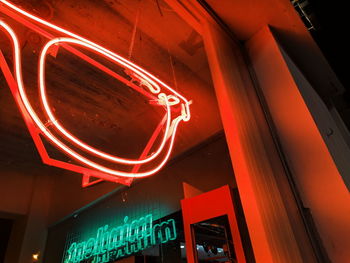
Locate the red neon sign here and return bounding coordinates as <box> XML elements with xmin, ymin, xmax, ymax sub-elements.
<box><xmin>0</xmin><ymin>0</ymin><xmax>191</xmax><ymax>186</ymax></box>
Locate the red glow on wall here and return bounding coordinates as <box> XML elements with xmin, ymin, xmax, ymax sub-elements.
<box><xmin>0</xmin><ymin>0</ymin><xmax>191</xmax><ymax>186</ymax></box>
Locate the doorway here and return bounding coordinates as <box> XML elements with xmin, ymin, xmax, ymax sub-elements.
<box><xmin>0</xmin><ymin>218</ymin><xmax>13</xmax><ymax>262</ymax></box>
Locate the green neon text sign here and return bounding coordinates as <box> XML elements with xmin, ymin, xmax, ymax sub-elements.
<box><xmin>63</xmin><ymin>214</ymin><xmax>177</xmax><ymax>263</ymax></box>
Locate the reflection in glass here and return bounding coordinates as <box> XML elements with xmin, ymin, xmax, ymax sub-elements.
<box><xmin>192</xmin><ymin>215</ymin><xmax>237</xmax><ymax>263</ymax></box>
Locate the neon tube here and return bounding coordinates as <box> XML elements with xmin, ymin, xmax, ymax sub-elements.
<box><xmin>0</xmin><ymin>0</ymin><xmax>191</xmax><ymax>121</ymax></box>
<box><xmin>0</xmin><ymin>20</ymin><xmax>184</xmax><ymax>178</ymax></box>
<box><xmin>0</xmin><ymin>0</ymin><xmax>191</xmax><ymax>179</ymax></box>
<box><xmin>64</xmin><ymin>214</ymin><xmax>177</xmax><ymax>263</ymax></box>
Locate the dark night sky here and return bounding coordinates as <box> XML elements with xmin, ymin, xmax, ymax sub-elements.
<box><xmin>308</xmin><ymin>0</ymin><xmax>348</xmax><ymax>94</ymax></box>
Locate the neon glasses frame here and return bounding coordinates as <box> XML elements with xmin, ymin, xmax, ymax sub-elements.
<box><xmin>0</xmin><ymin>0</ymin><xmax>191</xmax><ymax>187</ymax></box>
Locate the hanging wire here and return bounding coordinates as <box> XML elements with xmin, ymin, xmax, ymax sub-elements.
<box><xmin>146</xmin><ymin>0</ymin><xmax>174</xmax><ymax>13</ymax></box>
<box><xmin>168</xmin><ymin>49</ymin><xmax>178</xmax><ymax>91</ymax></box>
<box><xmin>128</xmin><ymin>1</ymin><xmax>142</xmax><ymax>60</ymax></box>
<box><xmin>154</xmin><ymin>0</ymin><xmax>163</xmax><ymax>17</ymax></box>
<box><xmin>127</xmin><ymin>0</ymin><xmax>179</xmax><ymax>91</ymax></box>
<box><xmin>155</xmin><ymin>0</ymin><xmax>178</xmax><ymax>91</ymax></box>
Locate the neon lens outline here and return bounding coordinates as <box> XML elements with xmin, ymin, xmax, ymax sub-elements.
<box><xmin>0</xmin><ymin>0</ymin><xmax>191</xmax><ymax>179</ymax></box>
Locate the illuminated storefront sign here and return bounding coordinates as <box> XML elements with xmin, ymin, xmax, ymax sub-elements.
<box><xmin>63</xmin><ymin>214</ymin><xmax>177</xmax><ymax>263</ymax></box>
<box><xmin>0</xmin><ymin>0</ymin><xmax>191</xmax><ymax>187</ymax></box>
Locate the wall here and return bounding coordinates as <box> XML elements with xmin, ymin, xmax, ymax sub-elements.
<box><xmin>246</xmin><ymin>26</ymin><xmax>350</xmax><ymax>263</ymax></box>
<box><xmin>0</xmin><ymin>133</ymin><xmax>235</xmax><ymax>263</ymax></box>
<box><xmin>0</xmin><ymin>164</ymin><xmax>54</xmax><ymax>263</ymax></box>
<box><xmin>44</xmin><ymin>133</ymin><xmax>236</xmax><ymax>262</ymax></box>
<box><xmin>48</xmin><ymin>133</ymin><xmax>235</xmax><ymax>224</ymax></box>
<box><xmin>0</xmin><ymin>167</ymin><xmax>36</xmax><ymax>215</ymax></box>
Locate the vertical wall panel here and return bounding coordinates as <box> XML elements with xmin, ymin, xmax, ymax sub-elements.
<box><xmin>246</xmin><ymin>26</ymin><xmax>350</xmax><ymax>263</ymax></box>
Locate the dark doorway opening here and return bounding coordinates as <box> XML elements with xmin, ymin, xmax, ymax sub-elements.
<box><xmin>0</xmin><ymin>218</ymin><xmax>13</xmax><ymax>262</ymax></box>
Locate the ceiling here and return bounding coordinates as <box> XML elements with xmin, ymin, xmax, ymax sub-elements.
<box><xmin>0</xmin><ymin>0</ymin><xmax>222</xmax><ymax>177</ymax></box>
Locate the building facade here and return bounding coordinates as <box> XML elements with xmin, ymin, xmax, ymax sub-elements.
<box><xmin>0</xmin><ymin>0</ymin><xmax>349</xmax><ymax>263</ymax></box>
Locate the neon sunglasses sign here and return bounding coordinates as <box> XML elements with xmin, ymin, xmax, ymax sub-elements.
<box><xmin>0</xmin><ymin>0</ymin><xmax>191</xmax><ymax>186</ymax></box>
<box><xmin>64</xmin><ymin>214</ymin><xmax>177</xmax><ymax>263</ymax></box>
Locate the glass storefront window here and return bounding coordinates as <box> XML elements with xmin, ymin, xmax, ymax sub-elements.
<box><xmin>192</xmin><ymin>215</ymin><xmax>237</xmax><ymax>263</ymax></box>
